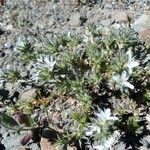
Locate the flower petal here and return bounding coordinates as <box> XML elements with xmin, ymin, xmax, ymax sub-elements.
<box><xmin>123</xmin><ymin>81</ymin><xmax>134</xmax><ymax>89</ymax></box>
<box><xmin>93</xmin><ymin>144</ymin><xmax>104</xmax><ymax>150</ymax></box>
<box><xmin>85</xmin><ymin>129</ymin><xmax>93</xmax><ymax>136</ymax></box>
<box><xmin>104</xmin><ymin>136</ymin><xmax>115</xmax><ymax>148</ymax></box>
<box><xmin>105</xmin><ymin>108</ymin><xmax>111</xmax><ymax>120</ymax></box>
<box><xmin>109</xmin><ymin>116</ymin><xmax>118</xmax><ymax>121</ymax></box>
<box><xmin>130</xmin><ymin>61</ymin><xmax>139</xmax><ymax>68</ymax></box>
<box><xmin>112</xmin><ymin>75</ymin><xmax>119</xmax><ymax>82</ymax></box>
<box><xmin>126</xmin><ymin>49</ymin><xmax>132</xmax><ymax>61</ymax></box>
<box><xmin>44</xmin><ymin>57</ymin><xmax>50</xmax><ymax>64</ymax></box>
<box><xmin>121</xmin><ymin>71</ymin><xmax>128</xmax><ymax>81</ymax></box>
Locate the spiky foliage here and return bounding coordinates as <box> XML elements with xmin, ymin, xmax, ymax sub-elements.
<box><xmin>0</xmin><ymin>26</ymin><xmax>149</xmax><ymax>149</ymax></box>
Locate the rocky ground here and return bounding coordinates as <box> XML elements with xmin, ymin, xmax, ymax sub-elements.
<box><xmin>0</xmin><ymin>0</ymin><xmax>150</xmax><ymax>150</ymax></box>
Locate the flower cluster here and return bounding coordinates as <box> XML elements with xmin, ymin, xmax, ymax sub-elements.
<box><xmin>36</xmin><ymin>55</ymin><xmax>56</xmax><ymax>71</ymax></box>
<box><xmin>111</xmin><ymin>71</ymin><xmax>134</xmax><ymax>91</ymax></box>
<box><xmin>0</xmin><ymin>25</ymin><xmax>149</xmax><ymax>149</ymax></box>
<box><xmin>124</xmin><ymin>49</ymin><xmax>139</xmax><ymax>74</ymax></box>
<box><xmin>30</xmin><ymin>54</ymin><xmax>56</xmax><ymax>84</ymax></box>
<box><xmin>111</xmin><ymin>49</ymin><xmax>139</xmax><ymax>91</ymax></box>
<box><xmin>85</xmin><ymin>108</ymin><xmax>119</xmax><ymax>150</ymax></box>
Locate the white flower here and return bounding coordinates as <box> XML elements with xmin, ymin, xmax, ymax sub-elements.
<box><xmin>93</xmin><ymin>136</ymin><xmax>115</xmax><ymax>150</ymax></box>
<box><xmin>92</xmin><ymin>136</ymin><xmax>116</xmax><ymax>150</ymax></box>
<box><xmin>36</xmin><ymin>55</ymin><xmax>56</xmax><ymax>71</ymax></box>
<box><xmin>93</xmin><ymin>145</ymin><xmax>104</xmax><ymax>150</ymax></box>
<box><xmin>125</xmin><ymin>49</ymin><xmax>139</xmax><ymax>74</ymax></box>
<box><xmin>93</xmin><ymin>131</ymin><xmax>119</xmax><ymax>150</ymax></box>
<box><xmin>31</xmin><ymin>55</ymin><xmax>57</xmax><ymax>84</ymax></box>
<box><xmin>85</xmin><ymin>108</ymin><xmax>119</xmax><ymax>150</ymax></box>
<box><xmin>95</xmin><ymin>108</ymin><xmax>118</xmax><ymax>122</ymax></box>
<box><xmin>85</xmin><ymin>123</ymin><xmax>100</xmax><ymax>137</ymax></box>
<box><xmin>112</xmin><ymin>71</ymin><xmax>134</xmax><ymax>90</ymax></box>
<box><xmin>85</xmin><ymin>108</ymin><xmax>118</xmax><ymax>137</ymax></box>
<box><xmin>86</xmin><ymin>125</ymin><xmax>101</xmax><ymax>137</ymax></box>
<box><xmin>31</xmin><ymin>70</ymin><xmax>40</xmax><ymax>83</ymax></box>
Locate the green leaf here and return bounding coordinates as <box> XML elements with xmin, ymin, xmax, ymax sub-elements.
<box><xmin>55</xmin><ymin>134</ymin><xmax>68</xmax><ymax>150</ymax></box>
<box><xmin>0</xmin><ymin>112</ymin><xmax>20</xmax><ymax>130</ymax></box>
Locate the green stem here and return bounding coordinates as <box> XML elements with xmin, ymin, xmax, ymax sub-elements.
<box><xmin>0</xmin><ymin>123</ymin><xmax>33</xmax><ymax>131</ymax></box>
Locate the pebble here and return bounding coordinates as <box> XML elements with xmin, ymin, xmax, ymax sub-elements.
<box><xmin>112</xmin><ymin>10</ymin><xmax>130</xmax><ymax>23</ymax></box>
<box><xmin>138</xmin><ymin>28</ymin><xmax>150</xmax><ymax>44</ymax></box>
<box><xmin>28</xmin><ymin>143</ymin><xmax>40</xmax><ymax>150</ymax></box>
<box><xmin>133</xmin><ymin>14</ymin><xmax>150</xmax><ymax>31</ymax></box>
<box><xmin>20</xmin><ymin>89</ymin><xmax>37</xmax><ymax>101</ymax></box>
<box><xmin>69</xmin><ymin>12</ymin><xmax>81</xmax><ymax>26</ymax></box>
<box><xmin>4</xmin><ymin>42</ymin><xmax>13</xmax><ymax>49</ymax></box>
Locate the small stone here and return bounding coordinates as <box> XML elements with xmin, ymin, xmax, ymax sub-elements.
<box><xmin>100</xmin><ymin>19</ymin><xmax>111</xmax><ymax>26</ymax></box>
<box><xmin>138</xmin><ymin>29</ymin><xmax>150</xmax><ymax>44</ymax></box>
<box><xmin>4</xmin><ymin>42</ymin><xmax>13</xmax><ymax>49</ymax></box>
<box><xmin>104</xmin><ymin>3</ymin><xmax>113</xmax><ymax>9</ymax></box>
<box><xmin>69</xmin><ymin>12</ymin><xmax>81</xmax><ymax>26</ymax></box>
<box><xmin>112</xmin><ymin>10</ymin><xmax>130</xmax><ymax>23</ymax></box>
<box><xmin>47</xmin><ymin>18</ymin><xmax>55</xmax><ymax>27</ymax></box>
<box><xmin>20</xmin><ymin>71</ymin><xmax>27</xmax><ymax>77</ymax></box>
<box><xmin>133</xmin><ymin>14</ymin><xmax>150</xmax><ymax>31</ymax></box>
<box><xmin>1</xmin><ymin>130</ymin><xmax>26</xmax><ymax>150</ymax></box>
<box><xmin>5</xmin><ymin>83</ymin><xmax>15</xmax><ymax>96</ymax></box>
<box><xmin>40</xmin><ymin>138</ymin><xmax>57</xmax><ymax>150</ymax></box>
<box><xmin>20</xmin><ymin>89</ymin><xmax>37</xmax><ymax>101</ymax></box>
<box><xmin>28</xmin><ymin>143</ymin><xmax>40</xmax><ymax>150</ymax></box>
<box><xmin>5</xmin><ymin>24</ymin><xmax>13</xmax><ymax>31</ymax></box>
